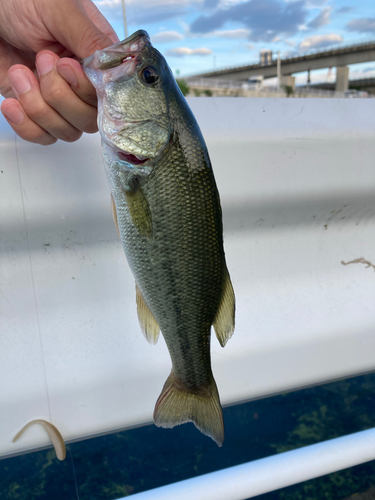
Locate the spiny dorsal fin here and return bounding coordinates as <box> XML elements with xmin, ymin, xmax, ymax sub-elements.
<box><xmin>153</xmin><ymin>371</ymin><xmax>224</xmax><ymax>447</ymax></box>
<box><xmin>136</xmin><ymin>284</ymin><xmax>160</xmax><ymax>344</ymax></box>
<box><xmin>213</xmin><ymin>266</ymin><xmax>235</xmax><ymax>347</ymax></box>
<box><xmin>111</xmin><ymin>194</ymin><xmax>120</xmax><ymax>239</ymax></box>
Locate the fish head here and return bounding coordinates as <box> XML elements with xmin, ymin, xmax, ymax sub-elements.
<box><xmin>82</xmin><ymin>30</ymin><xmax>175</xmax><ymax>172</ymax></box>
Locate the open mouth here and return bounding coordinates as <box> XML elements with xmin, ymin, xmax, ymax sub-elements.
<box><xmin>117</xmin><ymin>151</ymin><xmax>149</xmax><ymax>165</ymax></box>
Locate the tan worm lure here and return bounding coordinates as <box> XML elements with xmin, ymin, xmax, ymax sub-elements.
<box><xmin>13</xmin><ymin>419</ymin><xmax>66</xmax><ymax>461</ymax></box>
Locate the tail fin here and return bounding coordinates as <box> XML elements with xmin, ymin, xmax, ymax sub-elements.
<box><xmin>153</xmin><ymin>372</ymin><xmax>224</xmax><ymax>446</ymax></box>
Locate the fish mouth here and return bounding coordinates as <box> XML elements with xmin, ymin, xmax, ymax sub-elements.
<box><xmin>117</xmin><ymin>151</ymin><xmax>149</xmax><ymax>166</ymax></box>
<box><xmin>82</xmin><ymin>31</ymin><xmax>152</xmax><ymax>99</ymax></box>
<box><xmin>82</xmin><ymin>30</ymin><xmax>151</xmax><ymax>71</ymax></box>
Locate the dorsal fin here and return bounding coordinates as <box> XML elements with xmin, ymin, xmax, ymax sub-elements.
<box><xmin>213</xmin><ymin>266</ymin><xmax>235</xmax><ymax>347</ymax></box>
<box><xmin>136</xmin><ymin>284</ymin><xmax>160</xmax><ymax>344</ymax></box>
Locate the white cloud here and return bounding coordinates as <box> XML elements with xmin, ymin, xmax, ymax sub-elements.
<box><xmin>350</xmin><ymin>68</ymin><xmax>375</xmax><ymax>79</ymax></box>
<box><xmin>94</xmin><ymin>0</ymin><xmax>120</xmax><ymax>6</ymax></box>
<box><xmin>304</xmin><ymin>0</ymin><xmax>330</xmax><ymax>7</ymax></box>
<box><xmin>299</xmin><ymin>33</ymin><xmax>343</xmax><ymax>50</ymax></box>
<box><xmin>307</xmin><ymin>6</ymin><xmax>332</xmax><ymax>29</ymax></box>
<box><xmin>214</xmin><ymin>29</ymin><xmax>250</xmax><ymax>39</ymax></box>
<box><xmin>94</xmin><ymin>0</ymin><xmax>200</xmax><ymax>25</ymax></box>
<box><xmin>151</xmin><ymin>31</ymin><xmax>184</xmax><ymax>43</ymax></box>
<box><xmin>346</xmin><ymin>17</ymin><xmax>375</xmax><ymax>34</ymax></box>
<box><xmin>166</xmin><ymin>47</ymin><xmax>213</xmax><ymax>56</ymax></box>
<box><xmin>95</xmin><ymin>0</ymin><xmax>196</xmax><ymax>7</ymax></box>
<box><xmin>285</xmin><ymin>39</ymin><xmax>296</xmax><ymax>46</ymax></box>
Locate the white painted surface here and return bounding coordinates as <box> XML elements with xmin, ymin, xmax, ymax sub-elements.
<box><xmin>1</xmin><ymin>98</ymin><xmax>375</xmax><ymax>458</ymax></box>
<box><xmin>120</xmin><ymin>427</ymin><xmax>375</xmax><ymax>500</ymax></box>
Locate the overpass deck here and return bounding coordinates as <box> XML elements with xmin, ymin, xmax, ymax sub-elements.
<box><xmin>186</xmin><ymin>40</ymin><xmax>375</xmax><ymax>82</ymax></box>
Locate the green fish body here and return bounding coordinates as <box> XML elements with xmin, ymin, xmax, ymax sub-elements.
<box><xmin>83</xmin><ymin>30</ymin><xmax>235</xmax><ymax>446</ymax></box>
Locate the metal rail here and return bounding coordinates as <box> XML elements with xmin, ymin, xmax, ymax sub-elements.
<box><xmin>122</xmin><ymin>428</ymin><xmax>375</xmax><ymax>500</ymax></box>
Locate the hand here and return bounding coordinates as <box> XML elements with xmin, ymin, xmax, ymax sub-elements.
<box><xmin>0</xmin><ymin>0</ymin><xmax>119</xmax><ymax>145</ymax></box>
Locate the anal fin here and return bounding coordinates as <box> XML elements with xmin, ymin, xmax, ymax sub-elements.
<box><xmin>136</xmin><ymin>284</ymin><xmax>160</xmax><ymax>344</ymax></box>
<box><xmin>213</xmin><ymin>266</ymin><xmax>235</xmax><ymax>347</ymax></box>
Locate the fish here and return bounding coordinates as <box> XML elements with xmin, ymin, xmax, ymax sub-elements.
<box><xmin>82</xmin><ymin>30</ymin><xmax>235</xmax><ymax>446</ymax></box>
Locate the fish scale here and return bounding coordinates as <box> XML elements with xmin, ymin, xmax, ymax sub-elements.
<box><xmin>129</xmin><ymin>143</ymin><xmax>223</xmax><ymax>387</ymax></box>
<box><xmin>83</xmin><ymin>30</ymin><xmax>235</xmax><ymax>446</ymax></box>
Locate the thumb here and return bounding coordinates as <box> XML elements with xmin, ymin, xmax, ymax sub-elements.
<box><xmin>43</xmin><ymin>0</ymin><xmax>114</xmax><ymax>59</ymax></box>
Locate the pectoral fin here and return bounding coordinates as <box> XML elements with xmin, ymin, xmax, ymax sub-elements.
<box><xmin>111</xmin><ymin>194</ymin><xmax>120</xmax><ymax>239</ymax></box>
<box><xmin>136</xmin><ymin>284</ymin><xmax>160</xmax><ymax>344</ymax></box>
<box><xmin>124</xmin><ymin>182</ymin><xmax>152</xmax><ymax>238</ymax></box>
<box><xmin>213</xmin><ymin>266</ymin><xmax>235</xmax><ymax>347</ymax></box>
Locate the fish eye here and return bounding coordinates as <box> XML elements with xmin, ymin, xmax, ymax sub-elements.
<box><xmin>140</xmin><ymin>66</ymin><xmax>159</xmax><ymax>85</ymax></box>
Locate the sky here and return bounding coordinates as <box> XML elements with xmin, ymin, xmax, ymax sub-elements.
<box><xmin>94</xmin><ymin>0</ymin><xmax>375</xmax><ymax>85</ymax></box>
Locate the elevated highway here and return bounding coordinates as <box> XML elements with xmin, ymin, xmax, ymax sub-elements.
<box><xmin>186</xmin><ymin>40</ymin><xmax>375</xmax><ymax>91</ymax></box>
<box><xmin>311</xmin><ymin>76</ymin><xmax>375</xmax><ymax>94</ymax></box>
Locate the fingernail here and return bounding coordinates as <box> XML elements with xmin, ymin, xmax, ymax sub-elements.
<box><xmin>1</xmin><ymin>104</ymin><xmax>25</xmax><ymax>124</ymax></box>
<box><xmin>8</xmin><ymin>69</ymin><xmax>31</xmax><ymax>95</ymax></box>
<box><xmin>36</xmin><ymin>54</ymin><xmax>55</xmax><ymax>76</ymax></box>
<box><xmin>57</xmin><ymin>65</ymin><xmax>78</xmax><ymax>87</ymax></box>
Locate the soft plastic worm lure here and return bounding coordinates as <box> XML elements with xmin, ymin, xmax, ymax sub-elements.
<box><xmin>13</xmin><ymin>419</ymin><xmax>66</xmax><ymax>461</ymax></box>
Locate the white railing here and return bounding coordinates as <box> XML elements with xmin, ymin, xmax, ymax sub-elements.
<box><xmin>120</xmin><ymin>427</ymin><xmax>375</xmax><ymax>500</ymax></box>
<box><xmin>2</xmin><ymin>98</ymin><xmax>375</xmax><ymax>463</ymax></box>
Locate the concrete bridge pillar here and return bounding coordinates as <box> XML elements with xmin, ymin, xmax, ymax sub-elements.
<box><xmin>281</xmin><ymin>76</ymin><xmax>296</xmax><ymax>90</ymax></box>
<box><xmin>336</xmin><ymin>66</ymin><xmax>349</xmax><ymax>92</ymax></box>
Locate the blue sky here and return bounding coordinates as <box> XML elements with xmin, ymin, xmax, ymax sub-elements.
<box><xmin>94</xmin><ymin>0</ymin><xmax>375</xmax><ymax>84</ymax></box>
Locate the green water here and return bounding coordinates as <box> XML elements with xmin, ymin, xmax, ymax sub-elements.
<box><xmin>1</xmin><ymin>373</ymin><xmax>375</xmax><ymax>500</ymax></box>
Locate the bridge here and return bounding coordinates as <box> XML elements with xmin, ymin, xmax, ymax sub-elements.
<box><xmin>186</xmin><ymin>40</ymin><xmax>375</xmax><ymax>92</ymax></box>
<box><xmin>312</xmin><ymin>76</ymin><xmax>375</xmax><ymax>94</ymax></box>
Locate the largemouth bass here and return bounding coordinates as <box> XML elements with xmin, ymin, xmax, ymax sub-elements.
<box><xmin>82</xmin><ymin>30</ymin><xmax>235</xmax><ymax>446</ymax></box>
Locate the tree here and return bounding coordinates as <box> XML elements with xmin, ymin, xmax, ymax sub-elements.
<box><xmin>176</xmin><ymin>79</ymin><xmax>190</xmax><ymax>96</ymax></box>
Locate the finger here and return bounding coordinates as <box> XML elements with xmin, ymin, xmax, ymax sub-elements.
<box><xmin>42</xmin><ymin>0</ymin><xmax>115</xmax><ymax>59</ymax></box>
<box><xmin>36</xmin><ymin>51</ymin><xmax>98</xmax><ymax>133</ymax></box>
<box><xmin>8</xmin><ymin>64</ymin><xmax>82</xmax><ymax>143</ymax></box>
<box><xmin>1</xmin><ymin>98</ymin><xmax>57</xmax><ymax>145</ymax></box>
<box><xmin>56</xmin><ymin>57</ymin><xmax>98</xmax><ymax>107</ymax></box>
<box><xmin>81</xmin><ymin>0</ymin><xmax>120</xmax><ymax>44</ymax></box>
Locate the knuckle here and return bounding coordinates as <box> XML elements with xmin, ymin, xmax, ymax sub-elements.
<box><xmin>81</xmin><ymin>92</ymin><xmax>97</xmax><ymax>107</ymax></box>
<box><xmin>27</xmin><ymin>104</ymin><xmax>50</xmax><ymax>123</ymax></box>
<box><xmin>42</xmin><ymin>82</ymin><xmax>66</xmax><ymax>106</ymax></box>
<box><xmin>81</xmin><ymin>27</ymin><xmax>109</xmax><ymax>57</ymax></box>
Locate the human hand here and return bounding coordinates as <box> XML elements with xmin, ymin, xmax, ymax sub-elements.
<box><xmin>0</xmin><ymin>0</ymin><xmax>119</xmax><ymax>145</ymax></box>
